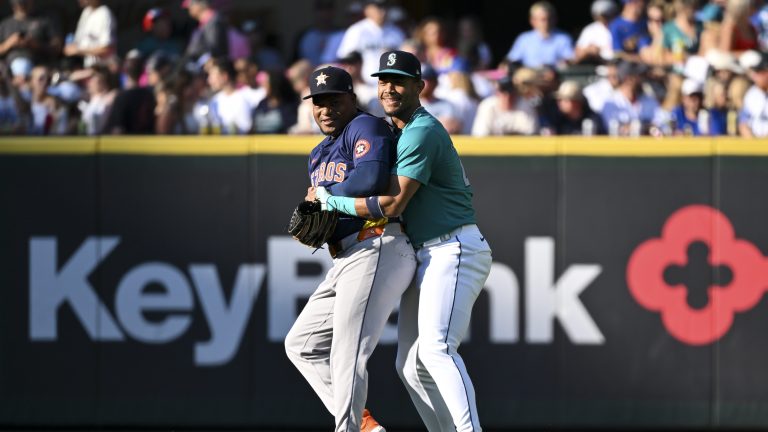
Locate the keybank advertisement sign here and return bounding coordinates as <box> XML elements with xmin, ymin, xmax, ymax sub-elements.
<box><xmin>27</xmin><ymin>205</ymin><xmax>768</xmax><ymax>367</ymax></box>
<box><xmin>28</xmin><ymin>235</ymin><xmax>606</xmax><ymax>367</ymax></box>
<box><xmin>3</xmin><ymin>150</ymin><xmax>768</xmax><ymax>429</ymax></box>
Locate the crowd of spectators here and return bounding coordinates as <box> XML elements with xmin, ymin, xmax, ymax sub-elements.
<box><xmin>0</xmin><ymin>0</ymin><xmax>767</xmax><ymax>137</ymax></box>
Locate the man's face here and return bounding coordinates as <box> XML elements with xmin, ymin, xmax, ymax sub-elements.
<box><xmin>378</xmin><ymin>74</ymin><xmax>424</xmax><ymax>117</ymax></box>
<box><xmin>530</xmin><ymin>7</ymin><xmax>551</xmax><ymax>33</ymax></box>
<box><xmin>364</xmin><ymin>4</ymin><xmax>386</xmax><ymax>26</ymax></box>
<box><xmin>312</xmin><ymin>93</ymin><xmax>358</xmax><ymax>136</ymax></box>
<box><xmin>207</xmin><ymin>66</ymin><xmax>226</xmax><ymax>91</ymax></box>
<box><xmin>750</xmin><ymin>69</ymin><xmax>768</xmax><ymax>90</ymax></box>
<box><xmin>187</xmin><ymin>2</ymin><xmax>204</xmax><ymax>19</ymax></box>
<box><xmin>682</xmin><ymin>93</ymin><xmax>703</xmax><ymax>112</ymax></box>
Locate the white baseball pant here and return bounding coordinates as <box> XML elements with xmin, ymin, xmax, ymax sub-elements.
<box><xmin>396</xmin><ymin>224</ymin><xmax>492</xmax><ymax>432</ymax></box>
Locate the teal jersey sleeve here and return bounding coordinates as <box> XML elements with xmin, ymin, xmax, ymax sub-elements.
<box><xmin>394</xmin><ymin>126</ymin><xmax>438</xmax><ymax>185</ymax></box>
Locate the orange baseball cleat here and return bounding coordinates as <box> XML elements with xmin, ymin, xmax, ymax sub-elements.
<box><xmin>361</xmin><ymin>408</ymin><xmax>385</xmax><ymax>432</ymax></box>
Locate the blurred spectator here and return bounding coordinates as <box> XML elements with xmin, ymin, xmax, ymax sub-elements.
<box><xmin>609</xmin><ymin>0</ymin><xmax>650</xmax><ymax>62</ymax></box>
<box><xmin>319</xmin><ymin>1</ymin><xmax>364</xmax><ymax>65</ymax></box>
<box><xmin>717</xmin><ymin>0</ymin><xmax>759</xmax><ymax>54</ymax></box>
<box><xmin>703</xmin><ymin>78</ymin><xmax>732</xmax><ymax>134</ymax></box>
<box><xmin>438</xmin><ymin>67</ymin><xmax>480</xmax><ymax>135</ymax></box>
<box><xmin>541</xmin><ymin>80</ymin><xmax>606</xmax><ymax>135</ymax></box>
<box><xmin>295</xmin><ymin>0</ymin><xmax>338</xmax><ymax>66</ymax></box>
<box><xmin>0</xmin><ymin>60</ymin><xmax>23</xmax><ymax>133</ymax></box>
<box><xmin>137</xmin><ymin>7</ymin><xmax>185</xmax><ymax>59</ymax></box>
<box><xmin>472</xmin><ymin>74</ymin><xmax>538</xmax><ymax>136</ymax></box>
<box><xmin>145</xmin><ymin>52</ymin><xmax>175</xmax><ymax>87</ymax></box>
<box><xmin>336</xmin><ymin>0</ymin><xmax>406</xmax><ymax>85</ymax></box>
<box><xmin>0</xmin><ymin>0</ymin><xmax>62</xmax><ymax>65</ymax></box>
<box><xmin>48</xmin><ymin>78</ymin><xmax>83</xmax><ymax>135</ymax></box>
<box><xmin>154</xmin><ymin>69</ymin><xmax>207</xmax><ymax>134</ymax></box>
<box><xmin>662</xmin><ymin>0</ymin><xmax>702</xmax><ymax>68</ymax></box>
<box><xmin>64</xmin><ymin>0</ymin><xmax>116</xmax><ymax>68</ymax></box>
<box><xmin>25</xmin><ymin>65</ymin><xmax>57</xmax><ymax>134</ymax></box>
<box><xmin>183</xmin><ymin>0</ymin><xmax>228</xmax><ymax>65</ymax></box>
<box><xmin>336</xmin><ymin>50</ymin><xmax>378</xmax><ymax>114</ymax></box>
<box><xmin>78</xmin><ymin>64</ymin><xmax>115</xmax><ymax>135</ymax></box>
<box><xmin>738</xmin><ymin>52</ymin><xmax>768</xmax><ymax>137</ymax></box>
<box><xmin>234</xmin><ymin>57</ymin><xmax>266</xmax><ymax>109</ymax></box>
<box><xmin>386</xmin><ymin>5</ymin><xmax>412</xmax><ymax>36</ymax></box>
<box><xmin>420</xmin><ymin>65</ymin><xmax>461</xmax><ymax>133</ymax></box>
<box><xmin>417</xmin><ymin>17</ymin><xmax>458</xmax><ymax>75</ymax></box>
<box><xmin>252</xmin><ymin>69</ymin><xmax>298</xmax><ymax>134</ymax></box>
<box><xmin>582</xmin><ymin>59</ymin><xmax>619</xmax><ymax>113</ymax></box>
<box><xmin>574</xmin><ymin>0</ymin><xmax>618</xmax><ymax>64</ymax></box>
<box><xmin>205</xmin><ymin>57</ymin><xmax>252</xmax><ymax>134</ymax></box>
<box><xmin>506</xmin><ymin>1</ymin><xmax>574</xmax><ymax>68</ymax></box>
<box><xmin>639</xmin><ymin>0</ymin><xmax>668</xmax><ymax>66</ymax></box>
<box><xmin>601</xmin><ymin>61</ymin><xmax>668</xmax><ymax>135</ymax></box>
<box><xmin>457</xmin><ymin>15</ymin><xmax>493</xmax><ymax>70</ymax></box>
<box><xmin>9</xmin><ymin>56</ymin><xmax>32</xmax><ymax>100</ymax></box>
<box><xmin>242</xmin><ymin>19</ymin><xmax>283</xmax><ymax>70</ymax></box>
<box><xmin>668</xmin><ymin>78</ymin><xmax>726</xmax><ymax>135</ymax></box>
<box><xmin>753</xmin><ymin>1</ymin><xmax>768</xmax><ymax>51</ymax></box>
<box><xmin>103</xmin><ymin>52</ymin><xmax>155</xmax><ymax>134</ymax></box>
<box><xmin>287</xmin><ymin>59</ymin><xmax>319</xmax><ymax>134</ymax></box>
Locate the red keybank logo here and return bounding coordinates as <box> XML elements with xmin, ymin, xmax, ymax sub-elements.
<box><xmin>627</xmin><ymin>205</ymin><xmax>767</xmax><ymax>345</ymax></box>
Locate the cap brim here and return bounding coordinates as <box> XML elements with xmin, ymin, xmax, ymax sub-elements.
<box><xmin>371</xmin><ymin>69</ymin><xmax>419</xmax><ymax>78</ymax></box>
<box><xmin>303</xmin><ymin>90</ymin><xmax>353</xmax><ymax>100</ymax></box>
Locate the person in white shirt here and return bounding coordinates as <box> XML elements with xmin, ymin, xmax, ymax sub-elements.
<box><xmin>79</xmin><ymin>64</ymin><xmax>115</xmax><ymax>135</ymax></box>
<box><xmin>437</xmin><ymin>68</ymin><xmax>480</xmax><ymax>135</ymax></box>
<box><xmin>739</xmin><ymin>53</ymin><xmax>768</xmax><ymax>137</ymax></box>
<box><xmin>472</xmin><ymin>74</ymin><xmax>538</xmax><ymax>136</ymax></box>
<box><xmin>419</xmin><ymin>65</ymin><xmax>461</xmax><ymax>133</ymax></box>
<box><xmin>601</xmin><ymin>61</ymin><xmax>668</xmax><ymax>135</ymax></box>
<box><xmin>206</xmin><ymin>57</ymin><xmax>252</xmax><ymax>134</ymax></box>
<box><xmin>336</xmin><ymin>0</ymin><xmax>405</xmax><ymax>85</ymax></box>
<box><xmin>584</xmin><ymin>58</ymin><xmax>622</xmax><ymax>112</ymax></box>
<box><xmin>574</xmin><ymin>0</ymin><xmax>618</xmax><ymax>64</ymax></box>
<box><xmin>64</xmin><ymin>0</ymin><xmax>116</xmax><ymax>67</ymax></box>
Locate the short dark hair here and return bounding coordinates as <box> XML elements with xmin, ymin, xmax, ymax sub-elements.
<box><xmin>210</xmin><ymin>57</ymin><xmax>237</xmax><ymax>82</ymax></box>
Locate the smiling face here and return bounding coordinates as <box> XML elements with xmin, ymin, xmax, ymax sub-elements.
<box><xmin>377</xmin><ymin>74</ymin><xmax>424</xmax><ymax>122</ymax></box>
<box><xmin>311</xmin><ymin>92</ymin><xmax>358</xmax><ymax>136</ymax></box>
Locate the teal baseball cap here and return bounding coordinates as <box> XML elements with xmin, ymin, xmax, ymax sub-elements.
<box><xmin>371</xmin><ymin>50</ymin><xmax>422</xmax><ymax>79</ymax></box>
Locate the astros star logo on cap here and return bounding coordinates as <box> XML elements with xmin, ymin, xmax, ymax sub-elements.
<box><xmin>316</xmin><ymin>72</ymin><xmax>328</xmax><ymax>86</ymax></box>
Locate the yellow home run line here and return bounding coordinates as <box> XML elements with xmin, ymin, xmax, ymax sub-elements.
<box><xmin>0</xmin><ymin>136</ymin><xmax>765</xmax><ymax>156</ymax></box>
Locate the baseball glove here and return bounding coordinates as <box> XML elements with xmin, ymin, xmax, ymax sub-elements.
<box><xmin>287</xmin><ymin>200</ymin><xmax>339</xmax><ymax>249</ymax></box>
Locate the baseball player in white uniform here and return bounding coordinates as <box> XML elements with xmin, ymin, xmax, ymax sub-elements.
<box><xmin>317</xmin><ymin>51</ymin><xmax>492</xmax><ymax>431</ymax></box>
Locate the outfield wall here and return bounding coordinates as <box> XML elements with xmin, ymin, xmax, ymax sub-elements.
<box><xmin>2</xmin><ymin>136</ymin><xmax>767</xmax><ymax>430</ymax></box>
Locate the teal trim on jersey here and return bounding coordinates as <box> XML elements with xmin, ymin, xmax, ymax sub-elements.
<box><xmin>327</xmin><ymin>195</ymin><xmax>357</xmax><ymax>216</ymax></box>
<box><xmin>394</xmin><ymin>107</ymin><xmax>476</xmax><ymax>245</ymax></box>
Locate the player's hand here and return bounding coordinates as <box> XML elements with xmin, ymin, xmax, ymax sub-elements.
<box><xmin>316</xmin><ymin>186</ymin><xmax>331</xmax><ymax>211</ymax></box>
<box><xmin>305</xmin><ymin>186</ymin><xmax>316</xmax><ymax>202</ymax></box>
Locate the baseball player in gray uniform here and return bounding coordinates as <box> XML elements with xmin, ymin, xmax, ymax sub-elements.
<box><xmin>284</xmin><ymin>66</ymin><xmax>415</xmax><ymax>432</ymax></box>
<box><xmin>317</xmin><ymin>51</ymin><xmax>493</xmax><ymax>431</ymax></box>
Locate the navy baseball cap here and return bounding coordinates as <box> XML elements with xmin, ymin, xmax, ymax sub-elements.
<box><xmin>371</xmin><ymin>50</ymin><xmax>422</xmax><ymax>79</ymax></box>
<box><xmin>303</xmin><ymin>66</ymin><xmax>355</xmax><ymax>100</ymax></box>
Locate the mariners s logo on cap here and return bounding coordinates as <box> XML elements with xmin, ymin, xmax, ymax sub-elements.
<box><xmin>372</xmin><ymin>50</ymin><xmax>422</xmax><ymax>79</ymax></box>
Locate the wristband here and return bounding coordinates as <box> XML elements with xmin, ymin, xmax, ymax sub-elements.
<box><xmin>327</xmin><ymin>196</ymin><xmax>357</xmax><ymax>216</ymax></box>
<box><xmin>365</xmin><ymin>196</ymin><xmax>384</xmax><ymax>219</ymax></box>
